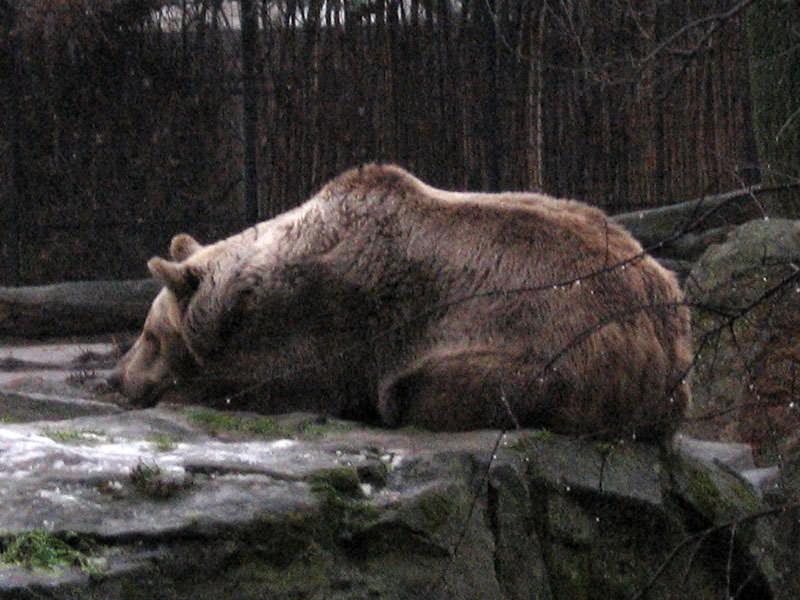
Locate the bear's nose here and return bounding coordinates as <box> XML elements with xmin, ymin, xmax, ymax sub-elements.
<box><xmin>106</xmin><ymin>370</ymin><xmax>122</xmax><ymax>391</ymax></box>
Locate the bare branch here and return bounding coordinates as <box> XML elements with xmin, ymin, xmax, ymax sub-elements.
<box><xmin>632</xmin><ymin>501</ymin><xmax>800</xmax><ymax>600</ymax></box>
<box><xmin>636</xmin><ymin>0</ymin><xmax>757</xmax><ymax>66</ymax></box>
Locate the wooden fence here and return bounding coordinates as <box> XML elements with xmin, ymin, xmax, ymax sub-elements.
<box><xmin>0</xmin><ymin>0</ymin><xmax>761</xmax><ymax>284</ymax></box>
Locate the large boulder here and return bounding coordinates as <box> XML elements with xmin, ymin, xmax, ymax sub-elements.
<box><xmin>0</xmin><ymin>407</ymin><xmax>797</xmax><ymax>600</ymax></box>
<box><xmin>684</xmin><ymin>218</ymin><xmax>800</xmax><ymax>465</ymax></box>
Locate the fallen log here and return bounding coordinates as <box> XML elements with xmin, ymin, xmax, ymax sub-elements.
<box><xmin>613</xmin><ymin>182</ymin><xmax>799</xmax><ymax>258</ymax></box>
<box><xmin>0</xmin><ymin>279</ymin><xmax>161</xmax><ymax>337</ymax></box>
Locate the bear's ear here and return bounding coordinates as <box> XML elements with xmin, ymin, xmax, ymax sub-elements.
<box><xmin>147</xmin><ymin>257</ymin><xmax>201</xmax><ymax>299</ymax></box>
<box><xmin>169</xmin><ymin>234</ymin><xmax>203</xmax><ymax>262</ymax></box>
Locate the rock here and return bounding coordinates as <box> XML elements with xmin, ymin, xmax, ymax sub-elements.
<box><xmin>675</xmin><ymin>433</ymin><xmax>756</xmax><ymax>472</ymax></box>
<box><xmin>0</xmin><ymin>408</ymin><xmax>798</xmax><ymax>600</ymax></box>
<box><xmin>684</xmin><ymin>218</ymin><xmax>800</xmax><ymax>466</ymax></box>
<box><xmin>674</xmin><ymin>434</ymin><xmax>784</xmax><ymax>498</ymax></box>
<box><xmin>0</xmin><ymin>339</ymin><xmax>123</xmax><ymax>422</ymax></box>
<box><xmin>652</xmin><ymin>257</ymin><xmax>693</xmax><ymax>284</ymax></box>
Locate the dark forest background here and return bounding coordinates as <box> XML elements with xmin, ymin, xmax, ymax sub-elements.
<box><xmin>0</xmin><ymin>0</ymin><xmax>798</xmax><ymax>284</ymax></box>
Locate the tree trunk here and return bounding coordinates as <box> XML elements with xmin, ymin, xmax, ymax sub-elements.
<box><xmin>240</xmin><ymin>0</ymin><xmax>260</xmax><ymax>223</ymax></box>
<box><xmin>481</xmin><ymin>0</ymin><xmax>501</xmax><ymax>191</ymax></box>
<box><xmin>526</xmin><ymin>1</ymin><xmax>546</xmax><ymax>191</ymax></box>
<box><xmin>2</xmin><ymin>2</ymin><xmax>21</xmax><ymax>285</ymax></box>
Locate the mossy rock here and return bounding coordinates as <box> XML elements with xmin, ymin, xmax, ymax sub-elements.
<box><xmin>685</xmin><ymin>218</ymin><xmax>800</xmax><ymax>463</ymax></box>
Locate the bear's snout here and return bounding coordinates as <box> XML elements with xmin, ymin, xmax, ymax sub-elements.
<box><xmin>106</xmin><ymin>350</ymin><xmax>164</xmax><ymax>407</ymax></box>
<box><xmin>106</xmin><ymin>369</ymin><xmax>123</xmax><ymax>392</ymax></box>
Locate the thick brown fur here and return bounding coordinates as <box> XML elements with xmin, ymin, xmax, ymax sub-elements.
<box><xmin>110</xmin><ymin>164</ymin><xmax>692</xmax><ymax>440</ymax></box>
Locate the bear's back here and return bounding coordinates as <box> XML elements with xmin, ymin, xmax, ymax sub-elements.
<box><xmin>322</xmin><ymin>164</ymin><xmax>658</xmax><ymax>299</ymax></box>
<box><xmin>325</xmin><ymin>164</ymin><xmax>643</xmax><ymax>264</ymax></box>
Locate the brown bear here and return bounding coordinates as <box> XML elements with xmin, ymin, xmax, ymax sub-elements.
<box><xmin>110</xmin><ymin>164</ymin><xmax>691</xmax><ymax>440</ymax></box>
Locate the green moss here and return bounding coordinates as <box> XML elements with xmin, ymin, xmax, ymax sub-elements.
<box><xmin>668</xmin><ymin>454</ymin><xmax>761</xmax><ymax>523</ymax></box>
<box><xmin>306</xmin><ymin>467</ymin><xmax>380</xmax><ymax>545</ymax></box>
<box><xmin>308</xmin><ymin>467</ymin><xmax>363</xmax><ymax>498</ymax></box>
<box><xmin>40</xmin><ymin>428</ymin><xmax>83</xmax><ymax>443</ymax></box>
<box><xmin>147</xmin><ymin>434</ymin><xmax>177</xmax><ymax>452</ymax></box>
<box><xmin>296</xmin><ymin>418</ymin><xmax>353</xmax><ymax>438</ymax></box>
<box><xmin>685</xmin><ymin>465</ymin><xmax>722</xmax><ymax>516</ymax></box>
<box><xmin>510</xmin><ymin>429</ymin><xmax>554</xmax><ymax>452</ymax></box>
<box><xmin>415</xmin><ymin>491</ymin><xmax>454</xmax><ymax>528</ymax></box>
<box><xmin>236</xmin><ymin>470</ymin><xmax>380</xmax><ymax>572</ymax></box>
<box><xmin>727</xmin><ymin>479</ymin><xmax>762</xmax><ymax>514</ymax></box>
<box><xmin>184</xmin><ymin>408</ymin><xmax>354</xmax><ymax>440</ymax></box>
<box><xmin>129</xmin><ymin>460</ymin><xmax>193</xmax><ymax>500</ymax></box>
<box><xmin>186</xmin><ymin>409</ymin><xmax>287</xmax><ymax>437</ymax></box>
<box><xmin>0</xmin><ymin>529</ymin><xmax>103</xmax><ymax>575</ymax></box>
<box><xmin>40</xmin><ymin>428</ymin><xmax>106</xmax><ymax>445</ymax></box>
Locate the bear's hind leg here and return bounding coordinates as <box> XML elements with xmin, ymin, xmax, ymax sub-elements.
<box><xmin>378</xmin><ymin>346</ymin><xmax>526</xmax><ymax>431</ymax></box>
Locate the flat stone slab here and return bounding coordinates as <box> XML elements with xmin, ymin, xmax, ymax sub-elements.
<box><xmin>2</xmin><ymin>410</ymin><xmax>377</xmax><ymax>536</ymax></box>
<box><xmin>0</xmin><ymin>338</ymin><xmax>123</xmax><ymax>423</ymax></box>
<box><xmin>0</xmin><ymin>407</ymin><xmax>797</xmax><ymax>600</ymax></box>
<box><xmin>0</xmin><ymin>338</ymin><xmax>797</xmax><ymax>599</ymax></box>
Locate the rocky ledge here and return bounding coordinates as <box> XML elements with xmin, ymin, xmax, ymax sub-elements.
<box><xmin>1</xmin><ymin>404</ymin><xmax>799</xmax><ymax>600</ymax></box>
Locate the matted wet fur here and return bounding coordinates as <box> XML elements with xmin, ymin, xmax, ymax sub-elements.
<box><xmin>110</xmin><ymin>164</ymin><xmax>692</xmax><ymax>440</ymax></box>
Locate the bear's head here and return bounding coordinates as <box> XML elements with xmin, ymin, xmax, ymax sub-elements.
<box><xmin>109</xmin><ymin>234</ymin><xmax>206</xmax><ymax>406</ymax></box>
